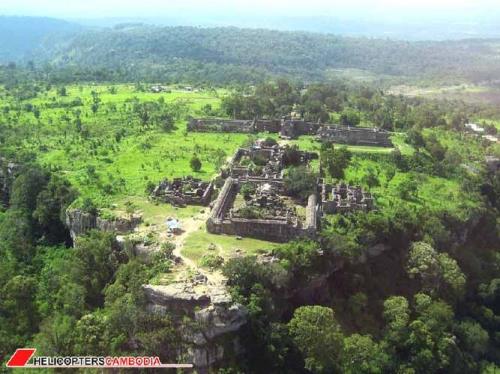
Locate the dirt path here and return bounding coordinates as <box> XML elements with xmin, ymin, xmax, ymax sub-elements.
<box><xmin>160</xmin><ymin>210</ymin><xmax>225</xmax><ymax>285</ymax></box>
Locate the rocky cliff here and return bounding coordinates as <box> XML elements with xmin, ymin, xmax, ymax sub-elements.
<box><xmin>65</xmin><ymin>209</ymin><xmax>142</xmax><ymax>241</ymax></box>
<box><xmin>0</xmin><ymin>159</ymin><xmax>18</xmax><ymax>207</ymax></box>
<box><xmin>144</xmin><ymin>278</ymin><xmax>247</xmax><ymax>371</ymax></box>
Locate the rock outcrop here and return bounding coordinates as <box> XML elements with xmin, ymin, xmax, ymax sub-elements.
<box><xmin>259</xmin><ymin>243</ymin><xmax>392</xmax><ymax>304</ymax></box>
<box><xmin>0</xmin><ymin>159</ymin><xmax>19</xmax><ymax>207</ymax></box>
<box><xmin>144</xmin><ymin>279</ymin><xmax>247</xmax><ymax>371</ymax></box>
<box><xmin>65</xmin><ymin>209</ymin><xmax>142</xmax><ymax>241</ymax></box>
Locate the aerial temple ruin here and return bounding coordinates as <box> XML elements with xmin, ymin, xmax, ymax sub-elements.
<box><xmin>188</xmin><ymin>117</ymin><xmax>393</xmax><ymax>147</ymax></box>
<box><xmin>151</xmin><ymin>141</ymin><xmax>374</xmax><ymax>242</ymax></box>
<box><xmin>321</xmin><ymin>182</ymin><xmax>374</xmax><ymax>214</ymax></box>
<box><xmin>151</xmin><ymin>176</ymin><xmax>213</xmax><ymax>207</ymax></box>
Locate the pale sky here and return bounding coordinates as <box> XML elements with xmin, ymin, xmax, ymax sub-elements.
<box><xmin>1</xmin><ymin>0</ymin><xmax>499</xmax><ymax>19</ymax></box>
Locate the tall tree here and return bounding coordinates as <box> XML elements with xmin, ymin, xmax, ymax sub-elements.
<box><xmin>288</xmin><ymin>306</ymin><xmax>344</xmax><ymax>373</ymax></box>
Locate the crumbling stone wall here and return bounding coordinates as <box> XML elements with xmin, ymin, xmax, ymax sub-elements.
<box><xmin>188</xmin><ymin>118</ymin><xmax>392</xmax><ymax>147</ymax></box>
<box><xmin>188</xmin><ymin>118</ymin><xmax>282</xmax><ymax>134</ymax></box>
<box><xmin>255</xmin><ymin>119</ymin><xmax>281</xmax><ymax>132</ymax></box>
<box><xmin>188</xmin><ymin>118</ymin><xmax>255</xmax><ymax>133</ymax></box>
<box><xmin>280</xmin><ymin>119</ymin><xmax>321</xmax><ymax>139</ymax></box>
<box><xmin>317</xmin><ymin>125</ymin><xmax>393</xmax><ymax>147</ymax></box>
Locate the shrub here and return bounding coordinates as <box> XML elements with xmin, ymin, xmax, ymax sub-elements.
<box><xmin>190</xmin><ymin>155</ymin><xmax>202</xmax><ymax>172</ymax></box>
<box><xmin>200</xmin><ymin>254</ymin><xmax>224</xmax><ymax>270</ymax></box>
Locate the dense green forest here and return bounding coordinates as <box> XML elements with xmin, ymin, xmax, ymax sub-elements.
<box><xmin>3</xmin><ymin>17</ymin><xmax>500</xmax><ymax>84</ymax></box>
<box><xmin>48</xmin><ymin>25</ymin><xmax>500</xmax><ymax>83</ymax></box>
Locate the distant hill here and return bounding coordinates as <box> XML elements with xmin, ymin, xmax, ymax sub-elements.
<box><xmin>2</xmin><ymin>18</ymin><xmax>500</xmax><ymax>84</ymax></box>
<box><xmin>0</xmin><ymin>16</ymin><xmax>82</xmax><ymax>62</ymax></box>
<box><xmin>46</xmin><ymin>25</ymin><xmax>500</xmax><ymax>84</ymax></box>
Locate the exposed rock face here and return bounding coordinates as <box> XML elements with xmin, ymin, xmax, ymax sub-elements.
<box><xmin>259</xmin><ymin>243</ymin><xmax>392</xmax><ymax>304</ymax></box>
<box><xmin>144</xmin><ymin>280</ymin><xmax>247</xmax><ymax>371</ymax></box>
<box><xmin>65</xmin><ymin>209</ymin><xmax>142</xmax><ymax>241</ymax></box>
<box><xmin>0</xmin><ymin>159</ymin><xmax>19</xmax><ymax>207</ymax></box>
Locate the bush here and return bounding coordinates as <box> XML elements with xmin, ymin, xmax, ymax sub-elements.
<box><xmin>80</xmin><ymin>198</ymin><xmax>98</xmax><ymax>215</ymax></box>
<box><xmin>284</xmin><ymin>166</ymin><xmax>317</xmax><ymax>200</ymax></box>
<box><xmin>145</xmin><ymin>181</ymin><xmax>156</xmax><ymax>194</ymax></box>
<box><xmin>200</xmin><ymin>254</ymin><xmax>224</xmax><ymax>270</ymax></box>
<box><xmin>240</xmin><ymin>183</ymin><xmax>256</xmax><ymax>200</ymax></box>
<box><xmin>190</xmin><ymin>155</ymin><xmax>202</xmax><ymax>172</ymax></box>
<box><xmin>262</xmin><ymin>137</ymin><xmax>278</xmax><ymax>147</ymax></box>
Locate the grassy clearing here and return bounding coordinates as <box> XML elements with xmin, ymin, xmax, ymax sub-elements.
<box><xmin>45</xmin><ymin>127</ymin><xmax>253</xmax><ymax>207</ymax></box>
<box><xmin>182</xmin><ymin>227</ymin><xmax>279</xmax><ymax>266</ymax></box>
<box><xmin>288</xmin><ymin>135</ymin><xmax>404</xmax><ymax>155</ymax></box>
<box><xmin>390</xmin><ymin>133</ymin><xmax>413</xmax><ymax>156</ymax></box>
<box><xmin>345</xmin><ymin>156</ymin><xmax>476</xmax><ymax>221</ymax></box>
<box><xmin>108</xmin><ymin>197</ymin><xmax>203</xmax><ymax>224</ymax></box>
<box><xmin>0</xmin><ymin>84</ymin><xmax>256</xmax><ymax>207</ymax></box>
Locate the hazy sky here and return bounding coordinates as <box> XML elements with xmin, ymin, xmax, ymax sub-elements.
<box><xmin>1</xmin><ymin>0</ymin><xmax>499</xmax><ymax>20</ymax></box>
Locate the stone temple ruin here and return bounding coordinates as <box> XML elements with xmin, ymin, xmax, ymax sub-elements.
<box><xmin>228</xmin><ymin>140</ymin><xmax>316</xmax><ymax>181</ymax></box>
<box><xmin>205</xmin><ymin>141</ymin><xmax>319</xmax><ymax>242</ymax></box>
<box><xmin>205</xmin><ymin>141</ymin><xmax>375</xmax><ymax>242</ymax></box>
<box><xmin>151</xmin><ymin>176</ymin><xmax>213</xmax><ymax>207</ymax></box>
<box><xmin>148</xmin><ymin>140</ymin><xmax>374</xmax><ymax>242</ymax></box>
<box><xmin>188</xmin><ymin>117</ymin><xmax>393</xmax><ymax>147</ymax></box>
<box><xmin>316</xmin><ymin>125</ymin><xmax>393</xmax><ymax>147</ymax></box>
<box><xmin>206</xmin><ymin>177</ymin><xmax>318</xmax><ymax>243</ymax></box>
<box><xmin>321</xmin><ymin>182</ymin><xmax>374</xmax><ymax>214</ymax></box>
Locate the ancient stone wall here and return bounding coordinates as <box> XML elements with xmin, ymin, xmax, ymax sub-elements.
<box><xmin>317</xmin><ymin>125</ymin><xmax>393</xmax><ymax>147</ymax></box>
<box><xmin>207</xmin><ymin>178</ymin><xmax>238</xmax><ymax>228</ymax></box>
<box><xmin>280</xmin><ymin>119</ymin><xmax>321</xmax><ymax>139</ymax></box>
<box><xmin>305</xmin><ymin>194</ymin><xmax>319</xmax><ymax>231</ymax></box>
<box><xmin>188</xmin><ymin>118</ymin><xmax>255</xmax><ymax>133</ymax></box>
<box><xmin>188</xmin><ymin>118</ymin><xmax>392</xmax><ymax>148</ymax></box>
<box><xmin>255</xmin><ymin>119</ymin><xmax>281</xmax><ymax>133</ymax></box>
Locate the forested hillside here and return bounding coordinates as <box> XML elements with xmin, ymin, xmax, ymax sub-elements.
<box><xmin>45</xmin><ymin>26</ymin><xmax>500</xmax><ymax>84</ymax></box>
<box><xmin>3</xmin><ymin>17</ymin><xmax>500</xmax><ymax>85</ymax></box>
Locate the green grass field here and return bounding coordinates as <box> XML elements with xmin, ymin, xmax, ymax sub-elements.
<box><xmin>344</xmin><ymin>156</ymin><xmax>477</xmax><ymax>221</ymax></box>
<box><xmin>287</xmin><ymin>133</ymin><xmax>412</xmax><ymax>155</ymax></box>
<box><xmin>182</xmin><ymin>226</ymin><xmax>280</xmax><ymax>267</ymax></box>
<box><xmin>0</xmin><ymin>84</ymin><xmax>254</xmax><ymax>207</ymax></box>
